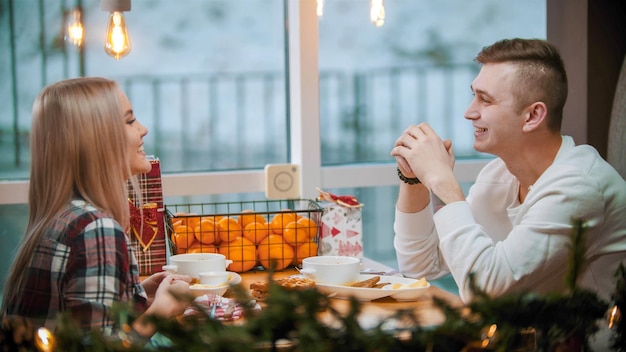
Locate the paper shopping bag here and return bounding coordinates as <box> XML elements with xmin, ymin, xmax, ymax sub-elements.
<box><xmin>127</xmin><ymin>156</ymin><xmax>167</xmax><ymax>275</ymax></box>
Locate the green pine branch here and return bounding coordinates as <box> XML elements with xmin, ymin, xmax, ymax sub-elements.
<box><xmin>2</xmin><ymin>219</ymin><xmax>619</xmax><ymax>351</ymax></box>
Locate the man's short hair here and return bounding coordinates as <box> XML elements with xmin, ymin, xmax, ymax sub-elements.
<box><xmin>475</xmin><ymin>38</ymin><xmax>568</xmax><ymax>132</ymax></box>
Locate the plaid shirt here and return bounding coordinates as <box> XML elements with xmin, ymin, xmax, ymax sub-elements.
<box><xmin>5</xmin><ymin>199</ymin><xmax>147</xmax><ymax>334</ymax></box>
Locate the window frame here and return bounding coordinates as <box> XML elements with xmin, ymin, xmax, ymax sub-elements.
<box><xmin>1</xmin><ymin>0</ymin><xmax>579</xmax><ymax>205</ymax></box>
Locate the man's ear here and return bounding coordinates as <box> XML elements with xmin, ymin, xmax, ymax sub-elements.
<box><xmin>522</xmin><ymin>102</ymin><xmax>548</xmax><ymax>132</ymax></box>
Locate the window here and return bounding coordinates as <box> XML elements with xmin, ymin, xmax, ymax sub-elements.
<box><xmin>316</xmin><ymin>0</ymin><xmax>545</xmax><ymax>265</ymax></box>
<box><xmin>0</xmin><ymin>0</ymin><xmax>546</xmax><ymax>297</ymax></box>
<box><xmin>0</xmin><ymin>0</ymin><xmax>288</xmax><ymax>177</ymax></box>
<box><xmin>318</xmin><ymin>0</ymin><xmax>546</xmax><ymax>165</ymax></box>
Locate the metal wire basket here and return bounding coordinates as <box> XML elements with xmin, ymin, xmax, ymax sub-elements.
<box><xmin>165</xmin><ymin>199</ymin><xmax>323</xmax><ymax>272</ymax></box>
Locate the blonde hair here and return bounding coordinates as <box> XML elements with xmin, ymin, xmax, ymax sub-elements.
<box><xmin>2</xmin><ymin>77</ymin><xmax>135</xmax><ymax>313</ymax></box>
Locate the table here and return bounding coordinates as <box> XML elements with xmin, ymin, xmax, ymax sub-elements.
<box><xmin>146</xmin><ymin>258</ymin><xmax>463</xmax><ymax>328</ymax></box>
<box><xmin>235</xmin><ymin>258</ymin><xmax>463</xmax><ymax>329</ymax></box>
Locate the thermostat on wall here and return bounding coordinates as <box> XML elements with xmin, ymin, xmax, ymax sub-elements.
<box><xmin>264</xmin><ymin>164</ymin><xmax>301</xmax><ymax>199</ymax></box>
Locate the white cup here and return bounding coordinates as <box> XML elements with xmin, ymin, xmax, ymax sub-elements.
<box><xmin>162</xmin><ymin>253</ymin><xmax>232</xmax><ymax>279</ymax></box>
<box><xmin>300</xmin><ymin>256</ymin><xmax>361</xmax><ymax>286</ymax></box>
<box><xmin>198</xmin><ymin>271</ymin><xmax>230</xmax><ymax>286</ymax></box>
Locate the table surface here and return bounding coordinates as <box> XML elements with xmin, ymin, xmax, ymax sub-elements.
<box><xmin>148</xmin><ymin>258</ymin><xmax>464</xmax><ymax>328</ymax></box>
<box><xmin>233</xmin><ymin>259</ymin><xmax>463</xmax><ymax>329</ymax></box>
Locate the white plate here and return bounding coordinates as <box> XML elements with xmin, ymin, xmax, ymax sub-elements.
<box><xmin>315</xmin><ymin>274</ymin><xmax>429</xmax><ymax>301</ymax></box>
<box><xmin>189</xmin><ymin>271</ymin><xmax>242</xmax><ymax>297</ymax></box>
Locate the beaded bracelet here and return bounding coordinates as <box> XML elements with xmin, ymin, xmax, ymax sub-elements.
<box><xmin>397</xmin><ymin>167</ymin><xmax>421</xmax><ymax>185</ymax></box>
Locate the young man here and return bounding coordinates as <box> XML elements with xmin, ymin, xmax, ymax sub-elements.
<box><xmin>390</xmin><ymin>38</ymin><xmax>626</xmax><ymax>306</ymax></box>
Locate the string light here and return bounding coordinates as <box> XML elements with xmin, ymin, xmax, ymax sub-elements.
<box><xmin>607</xmin><ymin>304</ymin><xmax>622</xmax><ymax>329</ymax></box>
<box><xmin>370</xmin><ymin>0</ymin><xmax>385</xmax><ymax>27</ymax></box>
<box><xmin>34</xmin><ymin>327</ymin><xmax>56</xmax><ymax>352</ymax></box>
<box><xmin>101</xmin><ymin>0</ymin><xmax>132</xmax><ymax>60</ymax></box>
<box><xmin>64</xmin><ymin>7</ymin><xmax>84</xmax><ymax>47</ymax></box>
<box><xmin>480</xmin><ymin>324</ymin><xmax>499</xmax><ymax>348</ymax></box>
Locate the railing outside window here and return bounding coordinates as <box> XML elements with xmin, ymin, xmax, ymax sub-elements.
<box><xmin>0</xmin><ymin>63</ymin><xmax>481</xmax><ymax>177</ymax></box>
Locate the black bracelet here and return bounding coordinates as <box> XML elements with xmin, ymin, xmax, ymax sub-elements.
<box><xmin>397</xmin><ymin>167</ymin><xmax>421</xmax><ymax>185</ymax></box>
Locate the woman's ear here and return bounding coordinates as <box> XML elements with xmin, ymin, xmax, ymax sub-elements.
<box><xmin>522</xmin><ymin>102</ymin><xmax>548</xmax><ymax>133</ymax></box>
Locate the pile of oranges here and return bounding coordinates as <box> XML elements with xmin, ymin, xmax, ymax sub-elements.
<box><xmin>170</xmin><ymin>209</ymin><xmax>319</xmax><ymax>272</ymax></box>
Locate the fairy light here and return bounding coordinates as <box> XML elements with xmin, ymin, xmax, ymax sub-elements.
<box><xmin>34</xmin><ymin>327</ymin><xmax>56</xmax><ymax>352</ymax></box>
<box><xmin>607</xmin><ymin>304</ymin><xmax>622</xmax><ymax>329</ymax></box>
<box><xmin>370</xmin><ymin>0</ymin><xmax>385</xmax><ymax>27</ymax></box>
<box><xmin>480</xmin><ymin>324</ymin><xmax>498</xmax><ymax>348</ymax></box>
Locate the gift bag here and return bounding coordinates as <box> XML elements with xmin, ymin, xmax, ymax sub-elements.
<box><xmin>127</xmin><ymin>156</ymin><xmax>167</xmax><ymax>275</ymax></box>
<box><xmin>317</xmin><ymin>189</ymin><xmax>364</xmax><ymax>258</ymax></box>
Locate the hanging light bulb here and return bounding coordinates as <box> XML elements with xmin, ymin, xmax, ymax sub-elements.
<box><xmin>64</xmin><ymin>7</ymin><xmax>84</xmax><ymax>47</ymax></box>
<box><xmin>101</xmin><ymin>0</ymin><xmax>132</xmax><ymax>60</ymax></box>
<box><xmin>104</xmin><ymin>12</ymin><xmax>131</xmax><ymax>60</ymax></box>
<box><xmin>316</xmin><ymin>0</ymin><xmax>324</xmax><ymax>17</ymax></box>
<box><xmin>370</xmin><ymin>0</ymin><xmax>385</xmax><ymax>27</ymax></box>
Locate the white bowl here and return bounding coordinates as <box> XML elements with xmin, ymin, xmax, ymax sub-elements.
<box><xmin>199</xmin><ymin>271</ymin><xmax>230</xmax><ymax>286</ymax></box>
<box><xmin>189</xmin><ymin>271</ymin><xmax>242</xmax><ymax>297</ymax></box>
<box><xmin>300</xmin><ymin>255</ymin><xmax>361</xmax><ymax>286</ymax></box>
<box><xmin>163</xmin><ymin>253</ymin><xmax>233</xmax><ymax>279</ymax></box>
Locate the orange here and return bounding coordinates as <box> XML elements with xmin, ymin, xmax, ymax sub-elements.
<box><xmin>238</xmin><ymin>209</ymin><xmax>266</xmax><ymax>229</ymax></box>
<box><xmin>257</xmin><ymin>234</ymin><xmax>295</xmax><ymax>270</ymax></box>
<box><xmin>282</xmin><ymin>221</ymin><xmax>309</xmax><ymax>246</ymax></box>
<box><xmin>172</xmin><ymin>212</ymin><xmax>201</xmax><ymax>230</ymax></box>
<box><xmin>186</xmin><ymin>243</ymin><xmax>218</xmax><ymax>254</ymax></box>
<box><xmin>171</xmin><ymin>218</ymin><xmax>184</xmax><ymax>228</ymax></box>
<box><xmin>194</xmin><ymin>219</ymin><xmax>218</xmax><ymax>244</ymax></box>
<box><xmin>296</xmin><ymin>217</ymin><xmax>318</xmax><ymax>239</ymax></box>
<box><xmin>243</xmin><ymin>221</ymin><xmax>270</xmax><ymax>244</ymax></box>
<box><xmin>294</xmin><ymin>241</ymin><xmax>318</xmax><ymax>265</ymax></box>
<box><xmin>172</xmin><ymin>224</ymin><xmax>195</xmax><ymax>249</ymax></box>
<box><xmin>269</xmin><ymin>210</ymin><xmax>297</xmax><ymax>235</ymax></box>
<box><xmin>186</xmin><ymin>214</ymin><xmax>201</xmax><ymax>230</ymax></box>
<box><xmin>217</xmin><ymin>217</ymin><xmax>243</xmax><ymax>243</ymax></box>
<box><xmin>218</xmin><ymin>236</ymin><xmax>257</xmax><ymax>272</ymax></box>
<box><xmin>173</xmin><ymin>212</ymin><xmax>188</xmax><ymax>224</ymax></box>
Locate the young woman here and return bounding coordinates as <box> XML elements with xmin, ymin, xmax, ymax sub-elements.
<box><xmin>1</xmin><ymin>77</ymin><xmax>190</xmax><ymax>341</ymax></box>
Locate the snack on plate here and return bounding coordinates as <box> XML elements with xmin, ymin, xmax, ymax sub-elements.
<box><xmin>250</xmin><ymin>276</ymin><xmax>316</xmax><ymax>300</ymax></box>
<box><xmin>249</xmin><ymin>281</ymin><xmax>271</xmax><ymax>300</ymax></box>
<box><xmin>349</xmin><ymin>276</ymin><xmax>390</xmax><ymax>288</ymax></box>
<box><xmin>388</xmin><ymin>277</ymin><xmax>429</xmax><ymax>290</ymax></box>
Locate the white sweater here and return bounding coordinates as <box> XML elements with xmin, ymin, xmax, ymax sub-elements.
<box><xmin>394</xmin><ymin>136</ymin><xmax>626</xmax><ymax>304</ymax></box>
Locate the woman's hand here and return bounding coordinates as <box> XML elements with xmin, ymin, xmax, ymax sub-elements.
<box><xmin>133</xmin><ymin>275</ymin><xmax>192</xmax><ymax>338</ymax></box>
<box><xmin>145</xmin><ymin>275</ymin><xmax>192</xmax><ymax>318</ymax></box>
<box><xmin>141</xmin><ymin>271</ymin><xmax>191</xmax><ymax>306</ymax></box>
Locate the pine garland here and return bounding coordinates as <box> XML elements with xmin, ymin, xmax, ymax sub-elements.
<box><xmin>1</xmin><ymin>219</ymin><xmax>622</xmax><ymax>351</ymax></box>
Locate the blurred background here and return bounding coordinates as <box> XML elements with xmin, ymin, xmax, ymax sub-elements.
<box><xmin>0</xmin><ymin>0</ymin><xmax>548</xmax><ymax>298</ymax></box>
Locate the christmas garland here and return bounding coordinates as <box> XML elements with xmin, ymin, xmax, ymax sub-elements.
<box><xmin>1</xmin><ymin>219</ymin><xmax>624</xmax><ymax>351</ymax></box>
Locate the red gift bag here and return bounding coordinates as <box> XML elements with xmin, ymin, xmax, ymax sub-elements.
<box><xmin>127</xmin><ymin>156</ymin><xmax>167</xmax><ymax>275</ymax></box>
